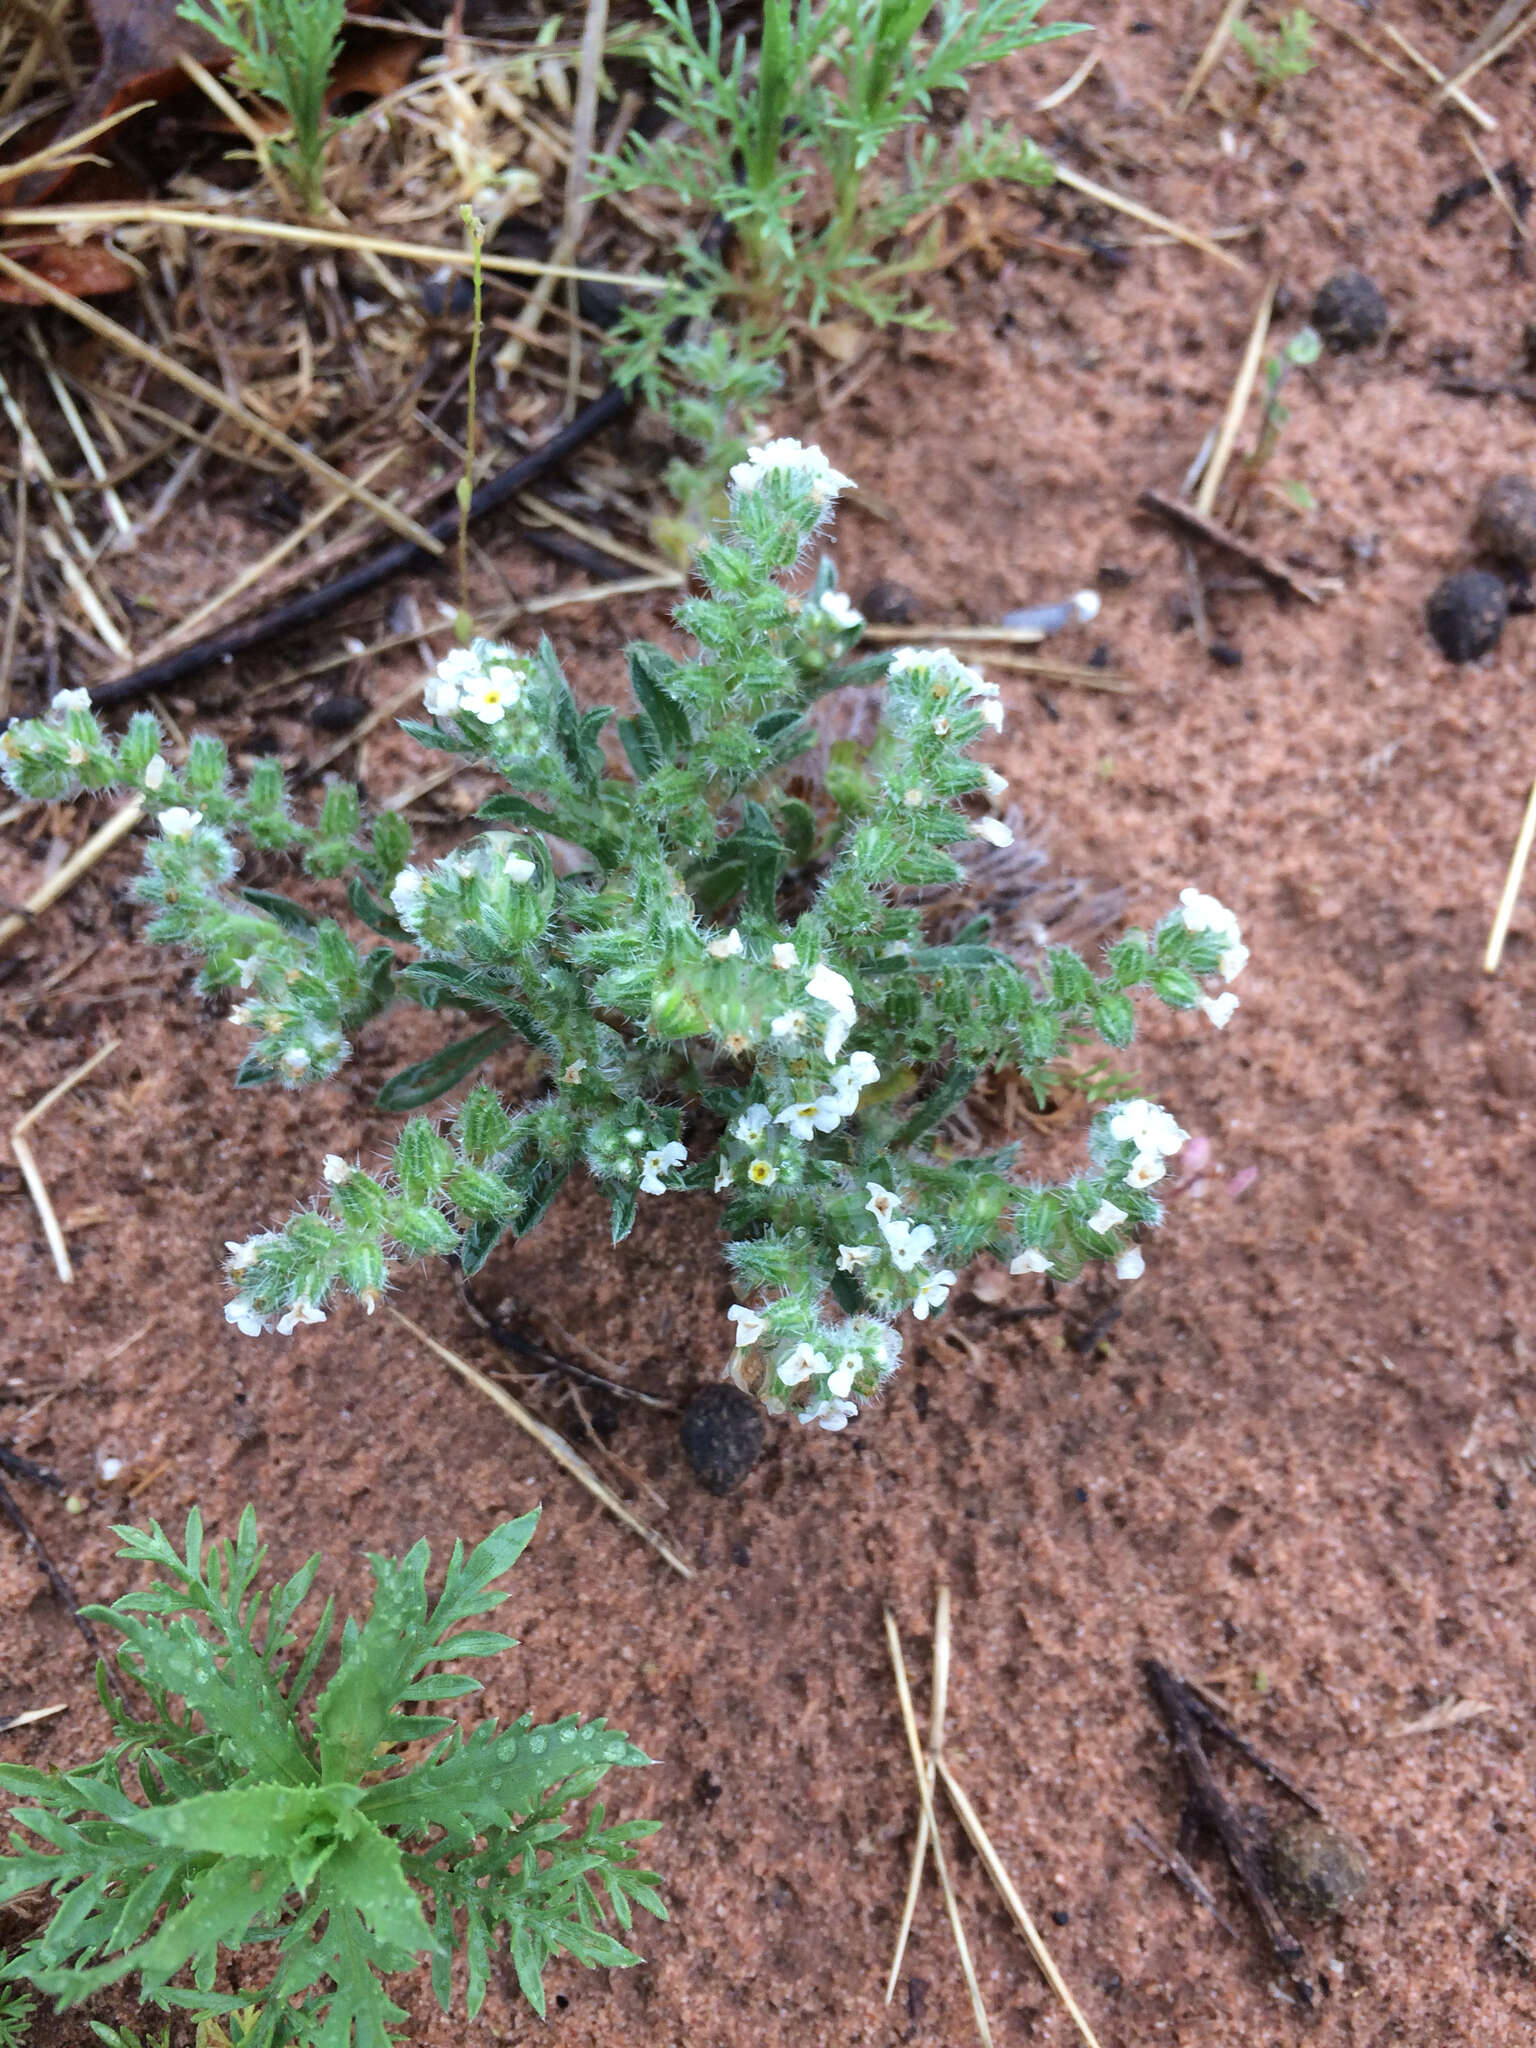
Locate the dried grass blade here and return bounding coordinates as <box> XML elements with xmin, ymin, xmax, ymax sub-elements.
<box><xmin>1376</xmin><ymin>20</ymin><xmax>1497</xmax><ymax>128</ymax></box>
<box><xmin>1036</xmin><ymin>47</ymin><xmax>1101</xmax><ymax>110</ymax></box>
<box><xmin>1196</xmin><ymin>273</ymin><xmax>1277</xmax><ymax>516</ymax></box>
<box><xmin>1176</xmin><ymin>0</ymin><xmax>1250</xmax><ymax>112</ymax></box>
<box><xmin>0</xmin><ymin>251</ymin><xmax>444</xmax><ymax>555</ymax></box>
<box><xmin>35</xmin><ymin>523</ymin><xmax>131</xmax><ymax>657</ymax></box>
<box><xmin>885</xmin><ymin>1584</ymin><xmax>952</xmax><ymax>2003</ymax></box>
<box><xmin>936</xmin><ymin>1756</ymin><xmax>1104</xmax><ymax>2048</ymax></box>
<box><xmin>0</xmin><ymin>206</ymin><xmax>665</xmax><ymax>292</ymax></box>
<box><xmin>0</xmin><ymin>796</ymin><xmax>144</xmax><ymax>953</ymax></box>
<box><xmin>1436</xmin><ymin>1</ymin><xmax>1536</xmax><ymax>101</ymax></box>
<box><xmin>1052</xmin><ymin>164</ymin><xmax>1249</xmax><ymax>272</ymax></box>
<box><xmin>0</xmin><ymin>100</ymin><xmax>152</xmax><ymax>186</ymax></box>
<box><xmin>386</xmin><ymin>1307</ymin><xmax>695</xmax><ymax>1578</ymax></box>
<box><xmin>1484</xmin><ymin>775</ymin><xmax>1536</xmax><ymax>973</ymax></box>
<box><xmin>883</xmin><ymin>1608</ymin><xmax>992</xmax><ymax>2046</ymax></box>
<box><xmin>10</xmin><ymin>1037</ymin><xmax>122</xmax><ymax>1284</ymax></box>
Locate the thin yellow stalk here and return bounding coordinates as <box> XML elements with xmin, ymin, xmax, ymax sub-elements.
<box><xmin>27</xmin><ymin>322</ymin><xmax>134</xmax><ymax>538</ymax></box>
<box><xmin>386</xmin><ymin>1309</ymin><xmax>695</xmax><ymax>1578</ymax></box>
<box><xmin>0</xmin><ymin>796</ymin><xmax>145</xmax><ymax>952</ymax></box>
<box><xmin>0</xmin><ymin>204</ymin><xmax>665</xmax><ymax>292</ymax></box>
<box><xmin>886</xmin><ymin>1586</ymin><xmax>953</xmax><ymax>2001</ymax></box>
<box><xmin>1176</xmin><ymin>0</ymin><xmax>1250</xmax><ymax>112</ymax></box>
<box><xmin>0</xmin><ymin>251</ymin><xmax>444</xmax><ymax>554</ymax></box>
<box><xmin>1036</xmin><ymin>48</ymin><xmax>1101</xmax><ymax>110</ymax></box>
<box><xmin>0</xmin><ymin>100</ymin><xmax>153</xmax><ymax>186</ymax></box>
<box><xmin>1052</xmin><ymin>164</ymin><xmax>1250</xmax><ymax>272</ymax></box>
<box><xmin>35</xmin><ymin>525</ymin><xmax>131</xmax><ymax>657</ymax></box>
<box><xmin>883</xmin><ymin>1608</ymin><xmax>992</xmax><ymax>2047</ymax></box>
<box><xmin>936</xmin><ymin>1757</ymin><xmax>1105</xmax><ymax>2048</ymax></box>
<box><xmin>1436</xmin><ymin>1</ymin><xmax>1536</xmax><ymax>103</ymax></box>
<box><xmin>1376</xmin><ymin>20</ymin><xmax>1497</xmax><ymax>129</ymax></box>
<box><xmin>1484</xmin><ymin>776</ymin><xmax>1536</xmax><ymax>974</ymax></box>
<box><xmin>1196</xmin><ymin>273</ymin><xmax>1277</xmax><ymax>516</ymax></box>
<box><xmin>10</xmin><ymin>1038</ymin><xmax>122</xmax><ymax>1283</ymax></box>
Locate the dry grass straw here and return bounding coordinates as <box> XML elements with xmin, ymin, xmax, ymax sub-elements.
<box><xmin>885</xmin><ymin>1583</ymin><xmax>951</xmax><ymax>2000</ymax></box>
<box><xmin>1175</xmin><ymin>0</ymin><xmax>1251</xmax><ymax>112</ymax></box>
<box><xmin>1374</xmin><ymin>21</ymin><xmax>1496</xmax><ymax>130</ymax></box>
<box><xmin>1484</xmin><ymin>775</ymin><xmax>1536</xmax><ymax>974</ymax></box>
<box><xmin>1035</xmin><ymin>47</ymin><xmax>1101</xmax><ymax>111</ymax></box>
<box><xmin>935</xmin><ymin>1758</ymin><xmax>1105</xmax><ymax>2048</ymax></box>
<box><xmin>386</xmin><ymin>1306</ymin><xmax>694</xmax><ymax>1579</ymax></box>
<box><xmin>1436</xmin><ymin>0</ymin><xmax>1536</xmax><ymax>103</ymax></box>
<box><xmin>1052</xmin><ymin>163</ymin><xmax>1249</xmax><ymax>272</ymax></box>
<box><xmin>1196</xmin><ymin>273</ymin><xmax>1277</xmax><ymax>517</ymax></box>
<box><xmin>883</xmin><ymin>1605</ymin><xmax>992</xmax><ymax>2045</ymax></box>
<box><xmin>1462</xmin><ymin>124</ymin><xmax>1528</xmax><ymax>240</ymax></box>
<box><xmin>0</xmin><ymin>1702</ymin><xmax>67</xmax><ymax>1732</ymax></box>
<box><xmin>9</xmin><ymin>1036</ymin><xmax>121</xmax><ymax>1283</ymax></box>
<box><xmin>0</xmin><ymin>249</ymin><xmax>444</xmax><ymax>553</ymax></box>
<box><xmin>0</xmin><ymin>794</ymin><xmax>145</xmax><ymax>952</ymax></box>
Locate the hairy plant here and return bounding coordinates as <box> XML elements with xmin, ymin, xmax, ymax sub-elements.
<box><xmin>1</xmin><ymin>440</ymin><xmax>1246</xmax><ymax>1434</ymax></box>
<box><xmin>176</xmin><ymin>0</ymin><xmax>346</xmax><ymax>212</ymax></box>
<box><xmin>0</xmin><ymin>1510</ymin><xmax>661</xmax><ymax>2046</ymax></box>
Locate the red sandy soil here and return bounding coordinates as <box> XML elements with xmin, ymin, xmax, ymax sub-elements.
<box><xmin>6</xmin><ymin>6</ymin><xmax>1536</xmax><ymax>2043</ymax></box>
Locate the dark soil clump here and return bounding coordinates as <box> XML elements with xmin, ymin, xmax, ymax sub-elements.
<box><xmin>679</xmin><ymin>1383</ymin><xmax>765</xmax><ymax>1494</ymax></box>
<box><xmin>1311</xmin><ymin>269</ymin><xmax>1387</xmax><ymax>350</ymax></box>
<box><xmin>1427</xmin><ymin>569</ymin><xmax>1508</xmax><ymax>661</ymax></box>
<box><xmin>1473</xmin><ymin>474</ymin><xmax>1536</xmax><ymax>568</ymax></box>
<box><xmin>1267</xmin><ymin>1820</ymin><xmax>1371</xmax><ymax>1920</ymax></box>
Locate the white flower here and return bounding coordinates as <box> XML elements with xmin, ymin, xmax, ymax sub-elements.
<box><xmin>982</xmin><ymin>767</ymin><xmax>1009</xmax><ymax>797</ymax></box>
<box><xmin>1199</xmin><ymin>992</ymin><xmax>1240</xmax><ymax>1029</ymax></box>
<box><xmin>142</xmin><ymin>755</ymin><xmax>167</xmax><ymax>791</ymax></box>
<box><xmin>823</xmin><ymin>1049</ymin><xmax>880</xmax><ymax>1116</ymax></box>
<box><xmin>801</xmin><ymin>1395</ymin><xmax>859</xmax><ymax>1431</ymax></box>
<box><xmin>912</xmin><ymin>1269</ymin><xmax>957</xmax><ymax>1320</ymax></box>
<box><xmin>776</xmin><ymin>1098</ymin><xmax>842</xmax><ymax>1140</ymax></box>
<box><xmin>562</xmin><ymin>1060</ymin><xmax>587</xmax><ymax>1085</ymax></box>
<box><xmin>714</xmin><ymin>1160</ymin><xmax>734</xmax><ymax>1192</ymax></box>
<box><xmin>746</xmin><ymin>1157</ymin><xmax>778</xmax><ymax>1187</ymax></box>
<box><xmin>1178</xmin><ymin>886</ymin><xmax>1238</xmax><ymax>938</ymax></box>
<box><xmin>322</xmin><ymin>1154</ymin><xmax>353</xmax><ymax>1186</ymax></box>
<box><xmin>64</xmin><ymin>740</ymin><xmax>86</xmax><ymax>766</ymax></box>
<box><xmin>972</xmin><ymin>815</ymin><xmax>1013</xmax><ymax>848</ymax></box>
<box><xmin>51</xmin><ymin>688</ymin><xmax>92</xmax><ymax>715</ymax></box>
<box><xmin>837</xmin><ymin>1243</ymin><xmax>878</xmax><ymax>1272</ymax></box>
<box><xmin>423</xmin><ymin>669</ymin><xmax>463</xmax><ymax>717</ymax></box>
<box><xmin>826</xmin><ymin>1352</ymin><xmax>863</xmax><ymax>1399</ymax></box>
<box><xmin>885</xmin><ymin>1219</ymin><xmax>937</xmax><ymax>1272</ymax></box>
<box><xmin>727</xmin><ymin>1304</ymin><xmax>766</xmax><ymax>1347</ymax></box>
<box><xmin>903</xmin><ymin>786</ymin><xmax>926</xmax><ymax>808</ymax></box>
<box><xmin>777</xmin><ymin>1340</ymin><xmax>830</xmax><ymax>1387</ymax></box>
<box><xmin>805</xmin><ymin>961</ymin><xmax>856</xmax><ymax>1060</ymax></box>
<box><xmin>276</xmin><ymin>1299</ymin><xmax>327</xmax><ymax>1335</ymax></box>
<box><xmin>504</xmin><ymin>852</ymin><xmax>537</xmax><ymax>883</ymax></box>
<box><xmin>706</xmin><ymin>927</ymin><xmax>744</xmax><ymax>960</ymax></box>
<box><xmin>1107</xmin><ymin>1099</ymin><xmax>1188</xmax><ymax>1157</ymax></box>
<box><xmin>728</xmin><ymin>437</ymin><xmax>854</xmax><ymax>506</ymax></box>
<box><xmin>978</xmin><ymin>699</ymin><xmax>1005</xmax><ymax>730</ymax></box>
<box><xmin>1010</xmin><ymin>1247</ymin><xmax>1051</xmax><ymax>1276</ymax></box>
<box><xmin>771</xmin><ymin>942</ymin><xmax>798</xmax><ymax>970</ymax></box>
<box><xmin>733</xmin><ymin>1103</ymin><xmax>772</xmax><ymax>1144</ymax></box>
<box><xmin>279</xmin><ymin>1047</ymin><xmax>312</xmax><ymax>1077</ymax></box>
<box><xmin>625</xmin><ymin>1127</ymin><xmax>645</xmax><ymax>1146</ymax></box>
<box><xmin>960</xmin><ymin>667</ymin><xmax>997</xmax><ymax>699</ymax></box>
<box><xmin>1087</xmin><ymin>1198</ymin><xmax>1127</xmax><ymax>1235</ymax></box>
<box><xmin>1124</xmin><ymin>1153</ymin><xmax>1164</xmax><ymax>1190</ymax></box>
<box><xmin>1115</xmin><ymin>1246</ymin><xmax>1146</xmax><ymax>1281</ymax></box>
<box><xmin>1219</xmin><ymin>941</ymin><xmax>1249</xmax><ymax>983</ymax></box>
<box><xmin>225</xmin><ymin>1237</ymin><xmax>263</xmax><ymax>1273</ymax></box>
<box><xmin>639</xmin><ymin>1139</ymin><xmax>686</xmax><ymax>1195</ymax></box>
<box><xmin>390</xmin><ymin>867</ymin><xmax>424</xmax><ymax>918</ymax></box>
<box><xmin>819</xmin><ymin>589</ymin><xmax>863</xmax><ymax>630</ymax></box>
<box><xmin>461</xmin><ymin>665</ymin><xmax>523</xmax><ymax>724</ymax></box>
<box><xmin>770</xmin><ymin>1009</ymin><xmax>808</xmax><ymax>1043</ymax></box>
<box><xmin>158</xmin><ymin>806</ymin><xmax>202</xmax><ymax>840</ymax></box>
<box><xmin>224</xmin><ymin>1296</ymin><xmax>266</xmax><ymax>1338</ymax></box>
<box><xmin>865</xmin><ymin>1181</ymin><xmax>901</xmax><ymax>1227</ymax></box>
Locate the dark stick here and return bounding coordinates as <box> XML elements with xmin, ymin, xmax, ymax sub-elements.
<box><xmin>1126</xmin><ymin>1818</ymin><xmax>1239</xmax><ymax>1938</ymax></box>
<box><xmin>0</xmin><ymin>1453</ymin><xmax>112</xmax><ymax>1676</ymax></box>
<box><xmin>87</xmin><ymin>381</ymin><xmax>631</xmax><ymax>710</ymax></box>
<box><xmin>1437</xmin><ymin>374</ymin><xmax>1536</xmax><ymax>405</ymax></box>
<box><xmin>453</xmin><ymin>1269</ymin><xmax>678</xmax><ymax>1412</ymax></box>
<box><xmin>1178</xmin><ymin>1677</ymin><xmax>1328</xmax><ymax>1817</ymax></box>
<box><xmin>1144</xmin><ymin>1658</ymin><xmax>1313</xmax><ymax>2003</ymax></box>
<box><xmin>1137</xmin><ymin>489</ymin><xmax>1323</xmax><ymax>605</ymax></box>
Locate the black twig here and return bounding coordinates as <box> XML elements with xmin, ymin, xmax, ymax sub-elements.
<box><xmin>453</xmin><ymin>1269</ymin><xmax>678</xmax><ymax>1412</ymax></box>
<box><xmin>87</xmin><ymin>383</ymin><xmax>631</xmax><ymax>710</ymax></box>
<box><xmin>1144</xmin><ymin>1658</ymin><xmax>1313</xmax><ymax>2004</ymax></box>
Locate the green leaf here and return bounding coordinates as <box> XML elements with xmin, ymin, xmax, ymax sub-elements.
<box><xmin>610</xmin><ymin>1186</ymin><xmax>637</xmax><ymax>1244</ymax></box>
<box><xmin>347</xmin><ymin>876</ymin><xmax>408</xmax><ymax>939</ymax></box>
<box><xmin>626</xmin><ymin>644</ymin><xmax>692</xmax><ymax>751</ymax></box>
<box><xmin>401</xmin><ymin>964</ymin><xmax>560</xmax><ymax>1058</ymax></box>
<box><xmin>376</xmin><ymin>1026</ymin><xmax>511</xmax><ymax>1112</ymax></box>
<box><xmin>617</xmin><ymin>714</ymin><xmax>662</xmax><ymax>781</ymax></box>
<box><xmin>317</xmin><ymin>1819</ymin><xmax>427</xmax><ymax>1956</ymax></box>
<box><xmin>239</xmin><ymin>888</ymin><xmax>318</xmax><ymax>932</ymax></box>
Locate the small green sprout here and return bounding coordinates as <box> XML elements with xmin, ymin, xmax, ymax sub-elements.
<box><xmin>176</xmin><ymin>0</ymin><xmax>347</xmax><ymax>213</ymax></box>
<box><xmin>1232</xmin><ymin>6</ymin><xmax>1316</xmax><ymax>90</ymax></box>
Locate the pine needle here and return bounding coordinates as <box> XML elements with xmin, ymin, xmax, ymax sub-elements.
<box><xmin>883</xmin><ymin>1607</ymin><xmax>992</xmax><ymax>2046</ymax></box>
<box><xmin>936</xmin><ymin>1756</ymin><xmax>1105</xmax><ymax>2048</ymax></box>
<box><xmin>386</xmin><ymin>1307</ymin><xmax>694</xmax><ymax>1578</ymax></box>
<box><xmin>1375</xmin><ymin>20</ymin><xmax>1496</xmax><ymax>129</ymax></box>
<box><xmin>0</xmin><ymin>796</ymin><xmax>145</xmax><ymax>953</ymax></box>
<box><xmin>1052</xmin><ymin>164</ymin><xmax>1250</xmax><ymax>272</ymax></box>
<box><xmin>1484</xmin><ymin>775</ymin><xmax>1536</xmax><ymax>974</ymax></box>
<box><xmin>1176</xmin><ymin>0</ymin><xmax>1251</xmax><ymax>112</ymax></box>
<box><xmin>886</xmin><ymin>1585</ymin><xmax>952</xmax><ymax>2000</ymax></box>
<box><xmin>10</xmin><ymin>1038</ymin><xmax>121</xmax><ymax>1284</ymax></box>
<box><xmin>1196</xmin><ymin>273</ymin><xmax>1277</xmax><ymax>516</ymax></box>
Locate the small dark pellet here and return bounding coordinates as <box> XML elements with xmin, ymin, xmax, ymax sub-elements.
<box><xmin>309</xmin><ymin>694</ymin><xmax>368</xmax><ymax>732</ymax></box>
<box><xmin>1311</xmin><ymin>269</ymin><xmax>1388</xmax><ymax>351</ymax></box>
<box><xmin>680</xmin><ymin>1383</ymin><xmax>765</xmax><ymax>1494</ymax></box>
<box><xmin>1210</xmin><ymin>642</ymin><xmax>1244</xmax><ymax>668</ymax></box>
<box><xmin>1427</xmin><ymin>569</ymin><xmax>1508</xmax><ymax>662</ymax></box>
<box><xmin>1474</xmin><ymin>473</ymin><xmax>1536</xmax><ymax>568</ymax></box>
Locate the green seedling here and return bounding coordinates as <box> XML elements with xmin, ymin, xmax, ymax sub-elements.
<box><xmin>177</xmin><ymin>0</ymin><xmax>347</xmax><ymax>213</ymax></box>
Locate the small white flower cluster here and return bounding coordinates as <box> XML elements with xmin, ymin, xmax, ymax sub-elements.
<box><xmin>726</xmin><ymin>1303</ymin><xmax>901</xmax><ymax>1430</ymax></box>
<box><xmin>223</xmin><ymin>1232</ymin><xmax>330</xmax><ymax>1337</ymax></box>
<box><xmin>1178</xmin><ymin>887</ymin><xmax>1247</xmax><ymax>1029</ymax></box>
<box><xmin>728</xmin><ymin>436</ymin><xmax>855</xmax><ymax>508</ymax></box>
<box><xmin>818</xmin><ymin>588</ymin><xmax>863</xmax><ymax>632</ymax></box>
<box><xmin>422</xmin><ymin>642</ymin><xmax>532</xmax><ymax>725</ymax></box>
<box><xmin>888</xmin><ymin>646</ymin><xmax>1006</xmax><ymax>734</ymax></box>
<box><xmin>1107</xmin><ymin>1097</ymin><xmax>1189</xmax><ymax>1192</ymax></box>
<box><xmin>389</xmin><ymin>834</ymin><xmax>539</xmax><ymax>932</ymax></box>
<box><xmin>849</xmin><ymin>1181</ymin><xmax>957</xmax><ymax>1318</ymax></box>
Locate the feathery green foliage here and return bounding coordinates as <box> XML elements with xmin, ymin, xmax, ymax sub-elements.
<box><xmin>176</xmin><ymin>0</ymin><xmax>347</xmax><ymax>212</ymax></box>
<box><xmin>0</xmin><ymin>1509</ymin><xmax>661</xmax><ymax>2046</ymax></box>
